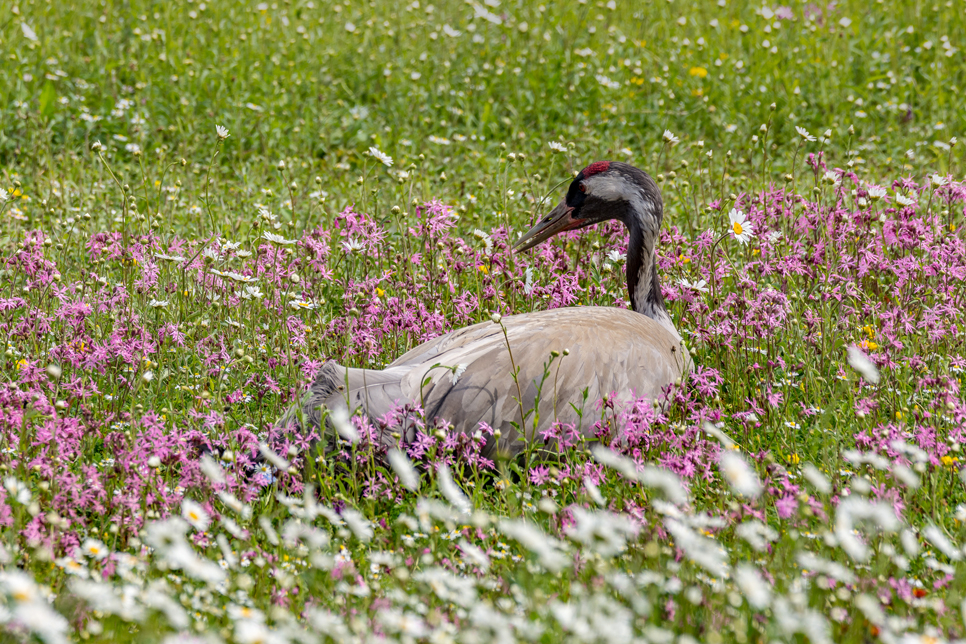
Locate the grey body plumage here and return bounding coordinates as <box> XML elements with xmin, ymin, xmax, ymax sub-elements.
<box><xmin>278</xmin><ymin>161</ymin><xmax>690</xmax><ymax>457</ymax></box>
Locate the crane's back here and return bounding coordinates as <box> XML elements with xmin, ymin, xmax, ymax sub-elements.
<box><xmin>401</xmin><ymin>307</ymin><xmax>688</xmax><ymax>454</ymax></box>
<box><xmin>299</xmin><ymin>307</ymin><xmax>688</xmax><ymax>457</ymax></box>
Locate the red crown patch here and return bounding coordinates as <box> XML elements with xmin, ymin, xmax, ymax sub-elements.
<box><xmin>581</xmin><ymin>161</ymin><xmax>611</xmax><ymax>177</ymax></box>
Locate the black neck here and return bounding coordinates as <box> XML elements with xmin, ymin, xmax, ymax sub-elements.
<box><xmin>624</xmin><ymin>207</ymin><xmax>671</xmax><ymax>326</ymax></box>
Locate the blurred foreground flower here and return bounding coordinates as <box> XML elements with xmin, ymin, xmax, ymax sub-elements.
<box><xmin>719</xmin><ymin>450</ymin><xmax>762</xmax><ymax>499</ymax></box>
<box><xmin>847</xmin><ymin>346</ymin><xmax>880</xmax><ymax>384</ymax></box>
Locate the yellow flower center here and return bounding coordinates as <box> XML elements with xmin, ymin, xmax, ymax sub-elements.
<box><xmin>732</xmin><ymin>222</ymin><xmax>743</xmax><ymax>236</ymax></box>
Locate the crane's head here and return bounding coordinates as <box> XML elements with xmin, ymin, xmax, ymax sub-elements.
<box><xmin>513</xmin><ymin>161</ymin><xmax>663</xmax><ymax>253</ymax></box>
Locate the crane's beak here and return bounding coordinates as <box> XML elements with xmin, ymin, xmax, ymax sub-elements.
<box><xmin>513</xmin><ymin>201</ymin><xmax>585</xmax><ymax>253</ymax></box>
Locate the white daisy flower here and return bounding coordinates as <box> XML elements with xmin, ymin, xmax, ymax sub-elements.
<box><xmin>387</xmin><ymin>449</ymin><xmax>420</xmax><ymax>491</ymax></box>
<box><xmin>262</xmin><ymin>231</ymin><xmax>297</xmax><ymax>245</ymax></box>
<box><xmin>734</xmin><ymin>564</ymin><xmax>772</xmax><ymax>609</ymax></box>
<box><xmin>728</xmin><ymin>208</ymin><xmax>755</xmax><ymax>244</ymax></box>
<box><xmin>368</xmin><ymin>146</ymin><xmax>393</xmax><ymax>167</ymax></box>
<box><xmin>81</xmin><ymin>538</ymin><xmax>109</xmax><ymax>561</ymax></box>
<box><xmin>181</xmin><ymin>499</ymin><xmax>211</xmax><ymax>532</ymax></box>
<box><xmin>847</xmin><ymin>346</ymin><xmax>879</xmax><ymax>384</ymax></box>
<box><xmin>719</xmin><ymin>450</ymin><xmax>762</xmax><ymax>498</ymax></box>
<box><xmin>795</xmin><ymin>126</ymin><xmax>816</xmax><ymax>142</ymax></box>
<box><xmin>21</xmin><ymin>23</ymin><xmax>38</xmax><ymax>42</ymax></box>
<box><xmin>867</xmin><ymin>185</ymin><xmax>887</xmax><ymax>201</ymax></box>
<box><xmin>679</xmin><ymin>278</ymin><xmax>709</xmax><ymax>293</ymax></box>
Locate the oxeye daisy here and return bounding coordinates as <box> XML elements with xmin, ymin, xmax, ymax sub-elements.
<box><xmin>679</xmin><ymin>278</ymin><xmax>709</xmax><ymax>293</ymax></box>
<box><xmin>262</xmin><ymin>231</ymin><xmax>297</xmax><ymax>245</ymax></box>
<box><xmin>368</xmin><ymin>146</ymin><xmax>393</xmax><ymax>167</ymax></box>
<box><xmin>56</xmin><ymin>557</ymin><xmax>88</xmax><ymax>577</ymax></box>
<box><xmin>728</xmin><ymin>208</ymin><xmax>755</xmax><ymax>244</ymax></box>
<box><xmin>181</xmin><ymin>498</ymin><xmax>210</xmax><ymax>532</ymax></box>
<box><xmin>81</xmin><ymin>538</ymin><xmax>108</xmax><ymax>561</ymax></box>
<box><xmin>795</xmin><ymin>126</ymin><xmax>816</xmax><ymax>142</ymax></box>
<box><xmin>867</xmin><ymin>185</ymin><xmax>887</xmax><ymax>201</ymax></box>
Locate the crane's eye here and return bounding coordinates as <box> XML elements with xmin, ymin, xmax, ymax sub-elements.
<box><xmin>578</xmin><ymin>183</ymin><xmax>586</xmax><ymax>193</ymax></box>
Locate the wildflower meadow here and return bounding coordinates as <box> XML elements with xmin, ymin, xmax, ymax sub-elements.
<box><xmin>3</xmin><ymin>0</ymin><xmax>966</xmax><ymax>642</ymax></box>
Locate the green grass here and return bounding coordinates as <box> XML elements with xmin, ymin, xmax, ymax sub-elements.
<box><xmin>3</xmin><ymin>0</ymin><xmax>963</xmax><ymax>233</ymax></box>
